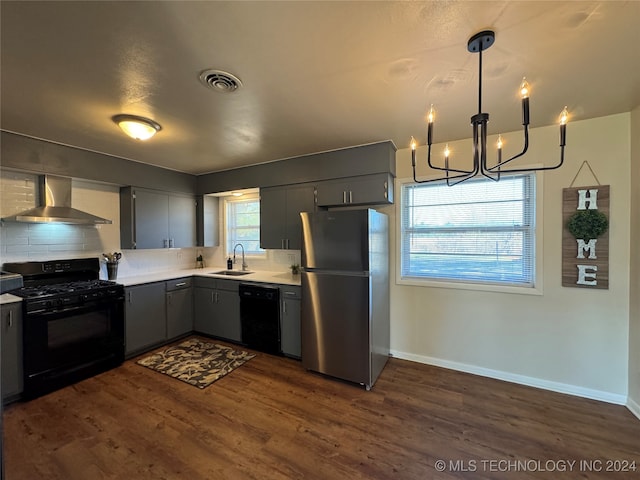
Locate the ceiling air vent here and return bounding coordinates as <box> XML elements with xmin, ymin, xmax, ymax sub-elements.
<box><xmin>199</xmin><ymin>69</ymin><xmax>242</xmax><ymax>93</ymax></box>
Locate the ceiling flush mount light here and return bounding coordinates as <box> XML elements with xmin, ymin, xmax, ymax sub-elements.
<box><xmin>112</xmin><ymin>114</ymin><xmax>162</xmax><ymax>140</ymax></box>
<box><xmin>411</xmin><ymin>30</ymin><xmax>568</xmax><ymax>186</ymax></box>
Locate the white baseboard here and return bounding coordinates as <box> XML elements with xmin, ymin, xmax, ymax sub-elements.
<box><xmin>627</xmin><ymin>397</ymin><xmax>640</xmax><ymax>421</ymax></box>
<box><xmin>390</xmin><ymin>349</ymin><xmax>627</xmax><ymax>406</ymax></box>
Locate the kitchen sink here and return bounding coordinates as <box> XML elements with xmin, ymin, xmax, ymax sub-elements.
<box><xmin>211</xmin><ymin>270</ymin><xmax>252</xmax><ymax>276</ymax></box>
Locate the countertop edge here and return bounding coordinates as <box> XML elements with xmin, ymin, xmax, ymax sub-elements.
<box><xmin>115</xmin><ymin>268</ymin><xmax>301</xmax><ymax>287</ymax></box>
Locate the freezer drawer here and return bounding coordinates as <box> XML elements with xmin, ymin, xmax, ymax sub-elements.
<box><xmin>301</xmin><ymin>271</ymin><xmax>370</xmax><ymax>386</ymax></box>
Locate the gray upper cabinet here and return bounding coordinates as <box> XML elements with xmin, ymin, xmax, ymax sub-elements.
<box><xmin>315</xmin><ymin>173</ymin><xmax>393</xmax><ymax>207</ymax></box>
<box><xmin>196</xmin><ymin>195</ymin><xmax>219</xmax><ymax>247</ymax></box>
<box><xmin>260</xmin><ymin>183</ymin><xmax>316</xmax><ymax>250</ymax></box>
<box><xmin>120</xmin><ymin>187</ymin><xmax>196</xmax><ymax>249</ymax></box>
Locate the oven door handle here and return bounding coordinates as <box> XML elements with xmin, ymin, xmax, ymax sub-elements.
<box><xmin>28</xmin><ymin>298</ymin><xmax>124</xmax><ymax>318</ymax></box>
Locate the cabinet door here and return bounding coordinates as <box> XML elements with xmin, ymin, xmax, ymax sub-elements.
<box><xmin>1</xmin><ymin>304</ymin><xmax>23</xmax><ymax>400</ymax></box>
<box><xmin>280</xmin><ymin>288</ymin><xmax>301</xmax><ymax>359</ymax></box>
<box><xmin>284</xmin><ymin>184</ymin><xmax>316</xmax><ymax>250</ymax></box>
<box><xmin>125</xmin><ymin>283</ymin><xmax>167</xmax><ymax>355</ymax></box>
<box><xmin>213</xmin><ymin>289</ymin><xmax>242</xmax><ymax>342</ymax></box>
<box><xmin>169</xmin><ymin>194</ymin><xmax>196</xmax><ymax>248</ymax></box>
<box><xmin>196</xmin><ymin>195</ymin><xmax>220</xmax><ymax>247</ymax></box>
<box><xmin>194</xmin><ymin>287</ymin><xmax>217</xmax><ymax>336</ymax></box>
<box><xmin>348</xmin><ymin>174</ymin><xmax>391</xmax><ymax>205</ymax></box>
<box><xmin>166</xmin><ymin>287</ymin><xmax>193</xmax><ymax>339</ymax></box>
<box><xmin>260</xmin><ymin>186</ymin><xmax>287</xmax><ymax>249</ymax></box>
<box><xmin>315</xmin><ymin>179</ymin><xmax>349</xmax><ymax>207</ymax></box>
<box><xmin>315</xmin><ymin>174</ymin><xmax>392</xmax><ymax>207</ymax></box>
<box><xmin>135</xmin><ymin>189</ymin><xmax>170</xmax><ymax>249</ymax></box>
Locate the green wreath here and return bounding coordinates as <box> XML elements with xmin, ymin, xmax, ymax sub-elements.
<box><xmin>566</xmin><ymin>209</ymin><xmax>608</xmax><ymax>240</ymax></box>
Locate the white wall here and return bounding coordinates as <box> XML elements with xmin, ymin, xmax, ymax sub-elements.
<box><xmin>628</xmin><ymin>105</ymin><xmax>640</xmax><ymax>416</ymax></box>
<box><xmin>387</xmin><ymin>113</ymin><xmax>631</xmax><ymax>404</ymax></box>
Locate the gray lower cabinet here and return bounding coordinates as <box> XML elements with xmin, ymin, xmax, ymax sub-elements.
<box><xmin>260</xmin><ymin>183</ymin><xmax>316</xmax><ymax>250</ymax></box>
<box><xmin>315</xmin><ymin>173</ymin><xmax>393</xmax><ymax>207</ymax></box>
<box><xmin>125</xmin><ymin>282</ymin><xmax>167</xmax><ymax>355</ymax></box>
<box><xmin>280</xmin><ymin>286</ymin><xmax>301</xmax><ymax>359</ymax></box>
<box><xmin>1</xmin><ymin>303</ymin><xmax>23</xmax><ymax>401</ymax></box>
<box><xmin>166</xmin><ymin>278</ymin><xmax>193</xmax><ymax>339</ymax></box>
<box><xmin>193</xmin><ymin>278</ymin><xmax>241</xmax><ymax>342</ymax></box>
<box><xmin>120</xmin><ymin>187</ymin><xmax>196</xmax><ymax>249</ymax></box>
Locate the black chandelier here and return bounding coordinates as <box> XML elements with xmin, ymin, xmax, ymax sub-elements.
<box><xmin>411</xmin><ymin>30</ymin><xmax>568</xmax><ymax>186</ymax></box>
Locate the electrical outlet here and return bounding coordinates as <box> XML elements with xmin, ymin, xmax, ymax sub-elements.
<box><xmin>288</xmin><ymin>253</ymin><xmax>295</xmax><ymax>264</ymax></box>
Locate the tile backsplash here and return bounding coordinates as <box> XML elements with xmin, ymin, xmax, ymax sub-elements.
<box><xmin>0</xmin><ymin>171</ymin><xmax>297</xmax><ymax>279</ymax></box>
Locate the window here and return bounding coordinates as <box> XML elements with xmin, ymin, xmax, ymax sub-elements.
<box><xmin>400</xmin><ymin>173</ymin><xmax>536</xmax><ymax>287</ymax></box>
<box><xmin>225</xmin><ymin>197</ymin><xmax>263</xmax><ymax>255</ymax></box>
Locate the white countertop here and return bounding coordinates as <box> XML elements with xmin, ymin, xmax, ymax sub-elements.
<box><xmin>0</xmin><ymin>293</ymin><xmax>22</xmax><ymax>305</ymax></box>
<box><xmin>114</xmin><ymin>267</ymin><xmax>301</xmax><ymax>287</ymax></box>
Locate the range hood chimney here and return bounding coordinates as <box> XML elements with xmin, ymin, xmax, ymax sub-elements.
<box><xmin>1</xmin><ymin>175</ymin><xmax>112</xmax><ymax>225</ymax></box>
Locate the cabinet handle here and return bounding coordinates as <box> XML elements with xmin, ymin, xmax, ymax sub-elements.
<box><xmin>169</xmin><ymin>238</ymin><xmax>175</xmax><ymax>248</ymax></box>
<box><xmin>215</xmin><ymin>292</ymin><xmax>219</xmax><ymax>303</ymax></box>
<box><xmin>349</xmin><ymin>191</ymin><xmax>353</xmax><ymax>203</ymax></box>
<box><xmin>163</xmin><ymin>239</ymin><xmax>168</xmax><ymax>248</ymax></box>
<box><xmin>283</xmin><ymin>302</ymin><xmax>287</xmax><ymax>314</ymax></box>
<box><xmin>343</xmin><ymin>191</ymin><xmax>347</xmax><ymax>203</ymax></box>
<box><xmin>7</xmin><ymin>310</ymin><xmax>13</xmax><ymax>328</ymax></box>
<box><xmin>283</xmin><ymin>291</ymin><xmax>297</xmax><ymax>296</ymax></box>
<box><xmin>211</xmin><ymin>291</ymin><xmax>214</xmax><ymax>303</ymax></box>
<box><xmin>128</xmin><ymin>291</ymin><xmax>133</xmax><ymax>303</ymax></box>
<box><xmin>175</xmin><ymin>282</ymin><xmax>186</xmax><ymax>287</ymax></box>
<box><xmin>167</xmin><ymin>293</ymin><xmax>172</xmax><ymax>306</ymax></box>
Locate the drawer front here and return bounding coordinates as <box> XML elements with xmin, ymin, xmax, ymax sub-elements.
<box><xmin>280</xmin><ymin>286</ymin><xmax>301</xmax><ymax>300</ymax></box>
<box><xmin>166</xmin><ymin>277</ymin><xmax>192</xmax><ymax>291</ymax></box>
<box><xmin>193</xmin><ymin>276</ymin><xmax>217</xmax><ymax>289</ymax></box>
<box><xmin>216</xmin><ymin>279</ymin><xmax>240</xmax><ymax>292</ymax></box>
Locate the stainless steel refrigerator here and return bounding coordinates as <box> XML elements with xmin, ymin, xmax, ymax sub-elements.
<box><xmin>300</xmin><ymin>209</ymin><xmax>389</xmax><ymax>390</ymax></box>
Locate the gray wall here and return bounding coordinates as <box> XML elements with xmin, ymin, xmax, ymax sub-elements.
<box><xmin>196</xmin><ymin>141</ymin><xmax>396</xmax><ymax>194</ymax></box>
<box><xmin>2</xmin><ymin>131</ymin><xmax>396</xmax><ymax>196</ymax></box>
<box><xmin>1</xmin><ymin>131</ymin><xmax>196</xmax><ymax>194</ymax></box>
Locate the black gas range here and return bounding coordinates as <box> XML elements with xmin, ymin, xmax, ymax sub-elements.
<box><xmin>4</xmin><ymin>258</ymin><xmax>125</xmax><ymax>399</ymax></box>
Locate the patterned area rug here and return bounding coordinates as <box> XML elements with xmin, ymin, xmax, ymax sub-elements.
<box><xmin>136</xmin><ymin>338</ymin><xmax>255</xmax><ymax>389</ymax></box>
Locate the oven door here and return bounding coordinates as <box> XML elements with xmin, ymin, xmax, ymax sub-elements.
<box><xmin>23</xmin><ymin>295</ymin><xmax>125</xmax><ymax>398</ymax></box>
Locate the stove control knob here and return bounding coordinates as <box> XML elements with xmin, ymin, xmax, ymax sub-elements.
<box><xmin>45</xmin><ymin>301</ymin><xmax>53</xmax><ymax>309</ymax></box>
<box><xmin>79</xmin><ymin>294</ymin><xmax>88</xmax><ymax>302</ymax></box>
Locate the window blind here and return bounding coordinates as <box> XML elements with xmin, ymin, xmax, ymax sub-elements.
<box><xmin>226</xmin><ymin>198</ymin><xmax>263</xmax><ymax>255</ymax></box>
<box><xmin>400</xmin><ymin>174</ymin><xmax>536</xmax><ymax>286</ymax></box>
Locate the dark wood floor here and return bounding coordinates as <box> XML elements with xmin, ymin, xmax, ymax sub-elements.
<box><xmin>4</xmin><ymin>336</ymin><xmax>640</xmax><ymax>479</ymax></box>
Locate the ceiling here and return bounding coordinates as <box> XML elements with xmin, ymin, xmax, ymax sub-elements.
<box><xmin>1</xmin><ymin>1</ymin><xmax>639</xmax><ymax>176</ymax></box>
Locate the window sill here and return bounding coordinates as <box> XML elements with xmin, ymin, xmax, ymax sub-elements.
<box><xmin>396</xmin><ymin>275</ymin><xmax>543</xmax><ymax>296</ymax></box>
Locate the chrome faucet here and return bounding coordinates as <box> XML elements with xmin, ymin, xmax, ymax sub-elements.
<box><xmin>233</xmin><ymin>243</ymin><xmax>248</xmax><ymax>271</ymax></box>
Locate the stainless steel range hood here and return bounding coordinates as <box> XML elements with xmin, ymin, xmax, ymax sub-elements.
<box><xmin>1</xmin><ymin>175</ymin><xmax>112</xmax><ymax>224</ymax></box>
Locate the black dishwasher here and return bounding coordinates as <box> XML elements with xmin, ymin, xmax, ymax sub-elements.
<box><xmin>239</xmin><ymin>283</ymin><xmax>281</xmax><ymax>355</ymax></box>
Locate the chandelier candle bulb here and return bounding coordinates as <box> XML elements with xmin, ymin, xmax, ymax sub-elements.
<box><xmin>427</xmin><ymin>105</ymin><xmax>434</xmax><ymax>145</ymax></box>
<box><xmin>410</xmin><ymin>137</ymin><xmax>417</xmax><ymax>167</ymax></box>
<box><xmin>520</xmin><ymin>78</ymin><xmax>530</xmax><ymax>125</ymax></box>
<box><xmin>560</xmin><ymin>106</ymin><xmax>568</xmax><ymax>146</ymax></box>
<box><xmin>444</xmin><ymin>143</ymin><xmax>450</xmax><ymax>169</ymax></box>
<box><xmin>497</xmin><ymin>135</ymin><xmax>503</xmax><ymax>164</ymax></box>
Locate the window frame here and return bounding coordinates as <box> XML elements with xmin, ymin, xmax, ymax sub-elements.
<box><xmin>223</xmin><ymin>194</ymin><xmax>266</xmax><ymax>258</ymax></box>
<box><xmin>395</xmin><ymin>172</ymin><xmax>544</xmax><ymax>296</ymax></box>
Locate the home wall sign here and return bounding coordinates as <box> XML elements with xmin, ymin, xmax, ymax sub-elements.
<box><xmin>561</xmin><ymin>167</ymin><xmax>609</xmax><ymax>289</ymax></box>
